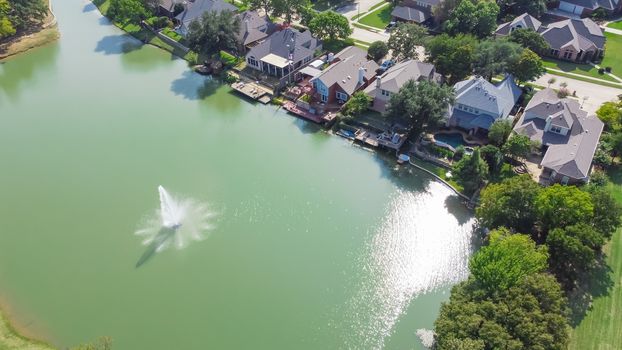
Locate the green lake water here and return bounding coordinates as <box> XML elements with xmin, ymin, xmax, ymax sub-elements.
<box><xmin>0</xmin><ymin>1</ymin><xmax>475</xmax><ymax>349</ymax></box>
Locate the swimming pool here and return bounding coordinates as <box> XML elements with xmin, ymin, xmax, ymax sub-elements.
<box><xmin>434</xmin><ymin>133</ymin><xmax>467</xmax><ymax>148</ymax></box>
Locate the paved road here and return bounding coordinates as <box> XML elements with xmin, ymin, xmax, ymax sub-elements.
<box><xmin>335</xmin><ymin>0</ymin><xmax>385</xmax><ymax>19</ymax></box>
<box><xmin>534</xmin><ymin>73</ymin><xmax>622</xmax><ymax>114</ymax></box>
<box><xmin>351</xmin><ymin>26</ymin><xmax>390</xmax><ymax>43</ymax></box>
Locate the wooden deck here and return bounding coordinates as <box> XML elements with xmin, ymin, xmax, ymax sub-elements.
<box><xmin>282</xmin><ymin>101</ymin><xmax>335</xmax><ymax>124</ymax></box>
<box><xmin>231</xmin><ymin>81</ymin><xmax>272</xmax><ymax>103</ymax></box>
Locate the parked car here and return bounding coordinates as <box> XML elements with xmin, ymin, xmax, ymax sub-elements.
<box><xmin>386</xmin><ymin>21</ymin><xmax>397</xmax><ymax>30</ymax></box>
<box><xmin>377</xmin><ymin>60</ymin><xmax>395</xmax><ymax>73</ymax></box>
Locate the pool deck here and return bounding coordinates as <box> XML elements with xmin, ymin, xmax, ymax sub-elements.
<box><xmin>433</xmin><ymin>129</ymin><xmax>486</xmax><ymax>147</ymax></box>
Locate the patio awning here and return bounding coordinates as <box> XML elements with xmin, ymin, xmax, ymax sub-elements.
<box><xmin>261</xmin><ymin>53</ymin><xmax>290</xmax><ymax>68</ymax></box>
<box><xmin>299</xmin><ymin>66</ymin><xmax>322</xmax><ymax>78</ymax></box>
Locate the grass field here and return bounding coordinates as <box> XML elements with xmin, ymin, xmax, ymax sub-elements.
<box><xmin>607</xmin><ymin>21</ymin><xmax>622</xmax><ymax>30</ymax></box>
<box><xmin>568</xmin><ymin>167</ymin><xmax>622</xmax><ymax>349</ymax></box>
<box><xmin>542</xmin><ymin>58</ymin><xmax>618</xmax><ymax>82</ymax></box>
<box><xmin>601</xmin><ymin>32</ymin><xmax>622</xmax><ymax>77</ymax></box>
<box><xmin>358</xmin><ymin>4</ymin><xmax>393</xmax><ymax>30</ymax></box>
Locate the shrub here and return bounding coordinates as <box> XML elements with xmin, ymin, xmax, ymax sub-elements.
<box><xmin>454</xmin><ymin>145</ymin><xmax>465</xmax><ymax>160</ymax></box>
<box><xmin>219</xmin><ymin>51</ymin><xmax>238</xmax><ymax>66</ymax></box>
<box><xmin>605</xmin><ymin>66</ymin><xmax>612</xmax><ymax>73</ymax></box>
<box><xmin>300</xmin><ymin>94</ymin><xmax>311</xmax><ymax>103</ymax></box>
<box><xmin>598</xmin><ymin>68</ymin><xmax>605</xmax><ymax>74</ymax></box>
<box><xmin>224</xmin><ymin>72</ymin><xmax>238</xmax><ymax>84</ymax></box>
<box><xmin>147</xmin><ymin>16</ymin><xmax>171</xmax><ymax>30</ymax></box>
<box><xmin>367</xmin><ymin>41</ymin><xmax>388</xmax><ymax>61</ymax></box>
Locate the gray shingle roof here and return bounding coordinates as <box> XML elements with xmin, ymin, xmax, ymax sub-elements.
<box><xmin>454</xmin><ymin>76</ymin><xmax>522</xmax><ymax>119</ymax></box>
<box><xmin>246</xmin><ymin>28</ymin><xmax>320</xmax><ymax>65</ymax></box>
<box><xmin>513</xmin><ymin>88</ymin><xmax>604</xmax><ymax>180</ymax></box>
<box><xmin>539</xmin><ymin>18</ymin><xmax>605</xmax><ymax>51</ymax></box>
<box><xmin>175</xmin><ymin>0</ymin><xmax>237</xmax><ymax>34</ymax></box>
<box><xmin>236</xmin><ymin>10</ymin><xmax>275</xmax><ymax>47</ymax></box>
<box><xmin>561</xmin><ymin>0</ymin><xmax>619</xmax><ymax>10</ymax></box>
<box><xmin>495</xmin><ymin>13</ymin><xmax>542</xmax><ymax>36</ymax></box>
<box><xmin>363</xmin><ymin>59</ymin><xmax>440</xmax><ymax>97</ymax></box>
<box><xmin>311</xmin><ymin>46</ymin><xmax>379</xmax><ymax>96</ymax></box>
<box><xmin>391</xmin><ymin>6</ymin><xmax>430</xmax><ymax>23</ymax></box>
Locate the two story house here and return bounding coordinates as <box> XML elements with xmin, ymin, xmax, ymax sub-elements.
<box><xmin>513</xmin><ymin>88</ymin><xmax>604</xmax><ymax>184</ymax></box>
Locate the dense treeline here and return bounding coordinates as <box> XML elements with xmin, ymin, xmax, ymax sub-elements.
<box><xmin>434</xmin><ymin>175</ymin><xmax>621</xmax><ymax>349</ymax></box>
<box><xmin>0</xmin><ymin>0</ymin><xmax>48</xmax><ymax>40</ymax></box>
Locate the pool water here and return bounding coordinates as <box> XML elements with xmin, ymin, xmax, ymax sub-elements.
<box><xmin>434</xmin><ymin>133</ymin><xmax>467</xmax><ymax>149</ymax></box>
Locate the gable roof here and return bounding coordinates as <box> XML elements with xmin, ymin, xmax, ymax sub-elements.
<box><xmin>236</xmin><ymin>10</ymin><xmax>275</xmax><ymax>47</ymax></box>
<box><xmin>453</xmin><ymin>75</ymin><xmax>522</xmax><ymax>121</ymax></box>
<box><xmin>175</xmin><ymin>0</ymin><xmax>237</xmax><ymax>34</ymax></box>
<box><xmin>391</xmin><ymin>6</ymin><xmax>430</xmax><ymax>23</ymax></box>
<box><xmin>513</xmin><ymin>89</ymin><xmax>604</xmax><ymax>180</ymax></box>
<box><xmin>246</xmin><ymin>28</ymin><xmax>320</xmax><ymax>64</ymax></box>
<box><xmin>560</xmin><ymin>0</ymin><xmax>620</xmax><ymax>10</ymax></box>
<box><xmin>311</xmin><ymin>46</ymin><xmax>379</xmax><ymax>96</ymax></box>
<box><xmin>495</xmin><ymin>13</ymin><xmax>542</xmax><ymax>36</ymax></box>
<box><xmin>539</xmin><ymin>18</ymin><xmax>605</xmax><ymax>51</ymax></box>
<box><xmin>363</xmin><ymin>59</ymin><xmax>440</xmax><ymax>98</ymax></box>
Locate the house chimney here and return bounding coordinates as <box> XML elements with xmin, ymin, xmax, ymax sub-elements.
<box><xmin>376</xmin><ymin>76</ymin><xmax>382</xmax><ymax>88</ymax></box>
<box><xmin>358</xmin><ymin>66</ymin><xmax>365</xmax><ymax>85</ymax></box>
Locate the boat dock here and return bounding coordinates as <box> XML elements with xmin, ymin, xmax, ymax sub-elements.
<box><xmin>231</xmin><ymin>81</ymin><xmax>273</xmax><ymax>104</ymax></box>
<box><xmin>282</xmin><ymin>101</ymin><xmax>336</xmax><ymax>124</ymax></box>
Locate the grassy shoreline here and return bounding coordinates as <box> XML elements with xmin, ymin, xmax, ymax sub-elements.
<box><xmin>0</xmin><ymin>0</ymin><xmax>60</xmax><ymax>60</ymax></box>
<box><xmin>0</xmin><ymin>307</ymin><xmax>54</xmax><ymax>350</ymax></box>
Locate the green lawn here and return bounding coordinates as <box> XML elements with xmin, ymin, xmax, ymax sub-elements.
<box><xmin>358</xmin><ymin>4</ymin><xmax>393</xmax><ymax>30</ymax></box>
<box><xmin>542</xmin><ymin>58</ymin><xmax>618</xmax><ymax>82</ymax></box>
<box><xmin>607</xmin><ymin>21</ymin><xmax>622</xmax><ymax>30</ymax></box>
<box><xmin>601</xmin><ymin>32</ymin><xmax>622</xmax><ymax>77</ymax></box>
<box><xmin>568</xmin><ymin>167</ymin><xmax>622</xmax><ymax>349</ymax></box>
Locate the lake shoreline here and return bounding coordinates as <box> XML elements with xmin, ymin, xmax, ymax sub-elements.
<box><xmin>0</xmin><ymin>300</ymin><xmax>55</xmax><ymax>350</ymax></box>
<box><xmin>0</xmin><ymin>0</ymin><xmax>60</xmax><ymax>60</ymax></box>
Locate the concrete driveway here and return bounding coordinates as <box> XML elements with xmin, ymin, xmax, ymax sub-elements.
<box><xmin>534</xmin><ymin>73</ymin><xmax>622</xmax><ymax>114</ymax></box>
<box><xmin>335</xmin><ymin>0</ymin><xmax>385</xmax><ymax>19</ymax></box>
<box><xmin>351</xmin><ymin>26</ymin><xmax>390</xmax><ymax>43</ymax></box>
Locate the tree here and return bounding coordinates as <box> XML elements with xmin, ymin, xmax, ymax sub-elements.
<box><xmin>308</xmin><ymin>10</ymin><xmax>351</xmax><ymax>40</ymax></box>
<box><xmin>367</xmin><ymin>41</ymin><xmax>388</xmax><ymax>61</ymax></box>
<box><xmin>387</xmin><ymin>22</ymin><xmax>427</xmax><ymax>61</ymax></box>
<box><xmin>272</xmin><ymin>0</ymin><xmax>311</xmax><ymax>24</ymax></box>
<box><xmin>453</xmin><ymin>148</ymin><xmax>489</xmax><ymax>195</ymax></box>
<box><xmin>509</xmin><ymin>48</ymin><xmax>547</xmax><ymax>83</ymax></box>
<box><xmin>514</xmin><ymin>0</ymin><xmax>548</xmax><ymax>17</ymax></box>
<box><xmin>502</xmin><ymin>134</ymin><xmax>534</xmax><ymax>159</ymax></box>
<box><xmin>479</xmin><ymin>144</ymin><xmax>504</xmax><ymax>174</ymax></box>
<box><xmin>0</xmin><ymin>0</ymin><xmax>15</xmax><ymax>39</ymax></box>
<box><xmin>587</xmin><ymin>186</ymin><xmax>622</xmax><ymax>238</ymax></box>
<box><xmin>107</xmin><ymin>0</ymin><xmax>148</xmax><ymax>23</ymax></box>
<box><xmin>473</xmin><ymin>39</ymin><xmax>523</xmax><ymax>81</ymax></box>
<box><xmin>385</xmin><ymin>80</ymin><xmax>455</xmax><ymax>136</ymax></box>
<box><xmin>535</xmin><ymin>184</ymin><xmax>594</xmax><ymax>232</ymax></box>
<box><xmin>547</xmin><ymin>77</ymin><xmax>557</xmax><ymax>88</ymax></box>
<box><xmin>596</xmin><ymin>101</ymin><xmax>622</xmax><ymax>131</ymax></box>
<box><xmin>432</xmin><ymin>0</ymin><xmax>460</xmax><ymax>24</ymax></box>
<box><xmin>435</xmin><ymin>270</ymin><xmax>569</xmax><ymax>350</ymax></box>
<box><xmin>248</xmin><ymin>0</ymin><xmax>275</xmax><ymax>16</ymax></box>
<box><xmin>341</xmin><ymin>92</ymin><xmax>371</xmax><ymax>117</ymax></box>
<box><xmin>476</xmin><ymin>175</ymin><xmax>540</xmax><ymax>234</ymax></box>
<box><xmin>427</xmin><ymin>34</ymin><xmax>478</xmax><ymax>84</ymax></box>
<box><xmin>6</xmin><ymin>0</ymin><xmax>47</xmax><ymax>32</ymax></box>
<box><xmin>487</xmin><ymin>119</ymin><xmax>514</xmax><ymax>146</ymax></box>
<box><xmin>444</xmin><ymin>0</ymin><xmax>499</xmax><ymax>38</ymax></box>
<box><xmin>187</xmin><ymin>10</ymin><xmax>240</xmax><ymax>56</ymax></box>
<box><xmin>470</xmin><ymin>230</ymin><xmax>549</xmax><ymax>292</ymax></box>
<box><xmin>547</xmin><ymin>223</ymin><xmax>605</xmax><ymax>287</ymax></box>
<box><xmin>508</xmin><ymin>28</ymin><xmax>550</xmax><ymax>55</ymax></box>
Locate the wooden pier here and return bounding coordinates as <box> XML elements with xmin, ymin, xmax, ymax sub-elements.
<box><xmin>231</xmin><ymin>81</ymin><xmax>272</xmax><ymax>104</ymax></box>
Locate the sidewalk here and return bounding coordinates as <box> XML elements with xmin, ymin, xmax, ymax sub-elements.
<box><xmin>546</xmin><ymin>67</ymin><xmax>622</xmax><ymax>85</ymax></box>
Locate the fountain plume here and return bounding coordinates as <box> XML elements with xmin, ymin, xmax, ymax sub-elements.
<box><xmin>135</xmin><ymin>186</ymin><xmax>215</xmax><ymax>267</ymax></box>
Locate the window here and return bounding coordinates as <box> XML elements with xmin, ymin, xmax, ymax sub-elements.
<box><xmin>321</xmin><ymin>94</ymin><xmax>328</xmax><ymax>102</ymax></box>
<box><xmin>550</xmin><ymin>126</ymin><xmax>562</xmax><ymax>133</ymax></box>
<box><xmin>336</xmin><ymin>91</ymin><xmax>348</xmax><ymax>101</ymax></box>
<box><xmin>563</xmin><ymin>50</ymin><xmax>573</xmax><ymax>59</ymax></box>
<box><xmin>381</xmin><ymin>90</ymin><xmax>390</xmax><ymax>97</ymax></box>
<box><xmin>550</xmin><ymin>49</ymin><xmax>559</xmax><ymax>56</ymax></box>
<box><xmin>248</xmin><ymin>56</ymin><xmax>258</xmax><ymax>67</ymax></box>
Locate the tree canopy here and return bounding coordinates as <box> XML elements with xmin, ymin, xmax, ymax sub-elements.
<box><xmin>596</xmin><ymin>100</ymin><xmax>622</xmax><ymax>131</ymax></box>
<box><xmin>487</xmin><ymin>119</ymin><xmax>514</xmax><ymax>146</ymax></box>
<box><xmin>187</xmin><ymin>10</ymin><xmax>241</xmax><ymax>56</ymax></box>
<box><xmin>509</xmin><ymin>48</ymin><xmax>546</xmax><ymax>83</ymax></box>
<box><xmin>473</xmin><ymin>39</ymin><xmax>523</xmax><ymax>81</ymax></box>
<box><xmin>2</xmin><ymin>0</ymin><xmax>47</xmax><ymax>34</ymax></box>
<box><xmin>453</xmin><ymin>148</ymin><xmax>489</xmax><ymax>195</ymax></box>
<box><xmin>476</xmin><ymin>175</ymin><xmax>540</xmax><ymax>234</ymax></box>
<box><xmin>107</xmin><ymin>0</ymin><xmax>148</xmax><ymax>24</ymax></box>
<box><xmin>385</xmin><ymin>80</ymin><xmax>455</xmax><ymax>136</ymax></box>
<box><xmin>426</xmin><ymin>33</ymin><xmax>478</xmax><ymax>84</ymax></box>
<box><xmin>272</xmin><ymin>0</ymin><xmax>311</xmax><ymax>24</ymax></box>
<box><xmin>0</xmin><ymin>0</ymin><xmax>15</xmax><ymax>39</ymax></box>
<box><xmin>341</xmin><ymin>92</ymin><xmax>371</xmax><ymax>118</ymax></box>
<box><xmin>502</xmin><ymin>134</ymin><xmax>534</xmax><ymax>160</ymax></box>
<box><xmin>535</xmin><ymin>184</ymin><xmax>594</xmax><ymax>232</ymax></box>
<box><xmin>443</xmin><ymin>0</ymin><xmax>499</xmax><ymax>38</ymax></box>
<box><xmin>308</xmin><ymin>10</ymin><xmax>351</xmax><ymax>40</ymax></box>
<box><xmin>387</xmin><ymin>22</ymin><xmax>427</xmax><ymax>61</ymax></box>
<box><xmin>508</xmin><ymin>28</ymin><xmax>550</xmax><ymax>55</ymax></box>
<box><xmin>367</xmin><ymin>41</ymin><xmax>388</xmax><ymax>62</ymax></box>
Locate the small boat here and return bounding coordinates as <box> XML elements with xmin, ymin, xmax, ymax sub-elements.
<box><xmin>397</xmin><ymin>154</ymin><xmax>410</xmax><ymax>164</ymax></box>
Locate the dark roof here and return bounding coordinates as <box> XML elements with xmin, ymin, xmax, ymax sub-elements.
<box><xmin>495</xmin><ymin>13</ymin><xmax>542</xmax><ymax>36</ymax></box>
<box><xmin>175</xmin><ymin>0</ymin><xmax>237</xmax><ymax>33</ymax></box>
<box><xmin>514</xmin><ymin>89</ymin><xmax>604</xmax><ymax>180</ymax></box>
<box><xmin>561</xmin><ymin>0</ymin><xmax>619</xmax><ymax>10</ymax></box>
<box><xmin>391</xmin><ymin>6</ymin><xmax>430</xmax><ymax>23</ymax></box>
<box><xmin>311</xmin><ymin>46</ymin><xmax>379</xmax><ymax>96</ymax></box>
<box><xmin>453</xmin><ymin>75</ymin><xmax>522</xmax><ymax>121</ymax></box>
<box><xmin>539</xmin><ymin>18</ymin><xmax>605</xmax><ymax>51</ymax></box>
<box><xmin>236</xmin><ymin>10</ymin><xmax>275</xmax><ymax>47</ymax></box>
<box><xmin>246</xmin><ymin>28</ymin><xmax>321</xmax><ymax>64</ymax></box>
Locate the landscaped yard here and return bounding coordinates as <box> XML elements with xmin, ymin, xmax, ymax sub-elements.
<box><xmin>542</xmin><ymin>58</ymin><xmax>618</xmax><ymax>82</ymax></box>
<box><xmin>568</xmin><ymin>166</ymin><xmax>622</xmax><ymax>350</ymax></box>
<box><xmin>607</xmin><ymin>21</ymin><xmax>622</xmax><ymax>30</ymax></box>
<box><xmin>601</xmin><ymin>32</ymin><xmax>622</xmax><ymax>77</ymax></box>
<box><xmin>358</xmin><ymin>4</ymin><xmax>393</xmax><ymax>30</ymax></box>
